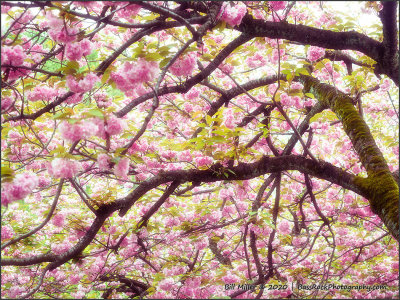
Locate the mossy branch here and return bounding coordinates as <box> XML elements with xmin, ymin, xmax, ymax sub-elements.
<box><xmin>300</xmin><ymin>75</ymin><xmax>399</xmax><ymax>241</ymax></box>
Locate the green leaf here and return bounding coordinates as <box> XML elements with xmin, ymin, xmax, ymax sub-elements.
<box><xmin>309</xmin><ymin>113</ymin><xmax>321</xmax><ymax>123</ymax></box>
<box><xmin>1</xmin><ymin>166</ymin><xmax>14</xmax><ymax>177</ymax></box>
<box><xmin>201</xmin><ymin>53</ymin><xmax>214</xmax><ymax>61</ymax></box>
<box><xmin>115</xmin><ymin>147</ymin><xmax>127</xmax><ymax>155</ymax></box>
<box><xmin>101</xmin><ymin>69</ymin><xmax>112</xmax><ymax>85</ymax></box>
<box><xmin>296</xmin><ymin>67</ymin><xmax>310</xmax><ymax>75</ymax></box>
<box><xmin>120</xmin><ymin>133</ymin><xmax>133</xmax><ymax>139</ymax></box>
<box><xmin>1</xmin><ymin>166</ymin><xmax>15</xmax><ymax>183</ymax></box>
<box><xmin>304</xmin><ymin>93</ymin><xmax>315</xmax><ymax>99</ymax></box>
<box><xmin>227</xmin><ymin>169</ymin><xmax>236</xmax><ymax>175</ymax></box>
<box><xmin>86</xmin><ymin>109</ymin><xmax>104</xmax><ymax>118</ymax></box>
<box><xmin>286</xmin><ymin>72</ymin><xmax>294</xmax><ymax>82</ymax></box>
<box><xmin>145</xmin><ymin>52</ymin><xmax>163</xmax><ymax>61</ymax></box>
<box><xmin>60</xmin><ymin>61</ymin><xmax>80</xmax><ymax>75</ymax></box>
<box><xmin>309</xmin><ymin>111</ymin><xmax>338</xmax><ymax>123</ymax></box>
<box><xmin>51</xmin><ymin>112</ymin><xmax>71</xmax><ymax>120</ymax></box>
<box><xmin>160</xmin><ymin>57</ymin><xmax>171</xmax><ymax>69</ymax></box>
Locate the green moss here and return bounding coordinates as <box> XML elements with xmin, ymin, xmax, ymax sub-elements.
<box><xmin>301</xmin><ymin>75</ymin><xmax>399</xmax><ymax>240</ymax></box>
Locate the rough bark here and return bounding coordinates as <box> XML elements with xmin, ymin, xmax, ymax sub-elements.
<box><xmin>300</xmin><ymin>75</ymin><xmax>399</xmax><ymax>241</ymax></box>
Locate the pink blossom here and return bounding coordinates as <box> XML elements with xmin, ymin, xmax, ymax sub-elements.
<box><xmin>170</xmin><ymin>53</ymin><xmax>196</xmax><ymax>77</ymax></box>
<box><xmin>380</xmin><ymin>78</ymin><xmax>391</xmax><ymax>92</ymax></box>
<box><xmin>1</xmin><ymin>172</ymin><xmax>38</xmax><ymax>204</ymax></box>
<box><xmin>105</xmin><ymin>116</ymin><xmax>125</xmax><ymax>136</ymax></box>
<box><xmin>8</xmin><ymin>286</ymin><xmax>25</xmax><ymax>298</ymax></box>
<box><xmin>246</xmin><ymin>52</ymin><xmax>266</xmax><ymax>68</ymax></box>
<box><xmin>178</xmin><ymin>150</ymin><xmax>192</xmax><ymax>162</ymax></box>
<box><xmin>1</xmin><ymin>225</ymin><xmax>14</xmax><ymax>240</ymax></box>
<box><xmin>97</xmin><ymin>154</ymin><xmax>111</xmax><ymax>171</ymax></box>
<box><xmin>45</xmin><ymin>11</ymin><xmax>79</xmax><ymax>44</ymax></box>
<box><xmin>94</xmin><ymin>93</ymin><xmax>112</xmax><ymax>108</ymax></box>
<box><xmin>51</xmin><ymin>241</ymin><xmax>72</xmax><ymax>255</ymax></box>
<box><xmin>65</xmin><ymin>92</ymin><xmax>83</xmax><ymax>104</ymax></box>
<box><xmin>65</xmin><ymin>39</ymin><xmax>93</xmax><ymax>61</ymax></box>
<box><xmin>27</xmin><ymin>86</ymin><xmax>59</xmax><ymax>102</ymax></box>
<box><xmin>222</xmin><ymin>274</ymin><xmax>239</xmax><ymax>284</ymax></box>
<box><xmin>1</xmin><ymin>45</ymin><xmax>26</xmax><ymax>66</ymax></box>
<box><xmin>52</xmin><ymin>214</ymin><xmax>65</xmax><ymax>227</ymax></box>
<box><xmin>268</xmin><ymin>83</ymin><xmax>278</xmax><ymax>95</ymax></box>
<box><xmin>59</xmin><ymin>120</ymin><xmax>98</xmax><ymax>142</ymax></box>
<box><xmin>38</xmin><ymin>176</ymin><xmax>51</xmax><ymax>188</ymax></box>
<box><xmin>49</xmin><ymin>26</ymin><xmax>79</xmax><ymax>44</ymax></box>
<box><xmin>194</xmin><ymin>156</ymin><xmax>213</xmax><ymax>167</ymax></box>
<box><xmin>291</xmin><ymin>82</ymin><xmax>304</xmax><ymax>90</ymax></box>
<box><xmin>44</xmin><ymin>11</ymin><xmax>63</xmax><ymax>29</ymax></box>
<box><xmin>159</xmin><ymin>278</ymin><xmax>175</xmax><ymax>291</ymax></box>
<box><xmin>161</xmin><ymin>150</ymin><xmax>176</xmax><ymax>160</ymax></box>
<box><xmin>219</xmin><ymin>2</ymin><xmax>247</xmax><ymax>27</ymax></box>
<box><xmin>224</xmin><ymin>114</ymin><xmax>235</xmax><ymax>128</ymax></box>
<box><xmin>304</xmin><ymin>99</ymin><xmax>314</xmax><ymax>107</ymax></box>
<box><xmin>1</xmin><ymin>4</ymin><xmax>11</xmax><ymax>13</ymax></box>
<box><xmin>269</xmin><ymin>1</ymin><xmax>286</xmax><ymax>11</ymax></box>
<box><xmin>115</xmin><ymin>3</ymin><xmax>141</xmax><ymax>20</ymax></box>
<box><xmin>272</xmin><ymin>48</ymin><xmax>285</xmax><ymax>63</ymax></box>
<box><xmin>114</xmin><ymin>157</ymin><xmax>130</xmax><ymax>179</ymax></box>
<box><xmin>292</xmin><ymin>236</ymin><xmax>307</xmax><ymax>247</ymax></box>
<box><xmin>278</xmin><ymin>220</ymin><xmax>291</xmax><ymax>235</ymax></box>
<box><xmin>195</xmin><ymin>238</ymin><xmax>208</xmax><ymax>250</ymax></box>
<box><xmin>48</xmin><ymin>158</ymin><xmax>82</xmax><ymax>178</ymax></box>
<box><xmin>280</xmin><ymin>93</ymin><xmax>292</xmax><ymax>106</ymax></box>
<box><xmin>218</xmin><ymin>63</ymin><xmax>234</xmax><ymax>75</ymax></box>
<box><xmin>111</xmin><ymin>59</ymin><xmax>159</xmax><ymax>95</ymax></box>
<box><xmin>69</xmin><ymin>274</ymin><xmax>82</xmax><ymax>285</ymax></box>
<box><xmin>66</xmin><ymin>73</ymin><xmax>100</xmax><ymax>93</ymax></box>
<box><xmin>208</xmin><ymin>210</ymin><xmax>222</xmax><ymax>223</ymax></box>
<box><xmin>293</xmin><ymin>96</ymin><xmax>303</xmax><ymax>109</ymax></box>
<box><xmin>1</xmin><ymin>190</ymin><xmax>11</xmax><ymax>207</ymax></box>
<box><xmin>185</xmin><ymin>88</ymin><xmax>200</xmax><ymax>100</ymax></box>
<box><xmin>1</xmin><ymin>97</ymin><xmax>14</xmax><ymax>111</ymax></box>
<box><xmin>307</xmin><ymin>46</ymin><xmax>325</xmax><ymax>62</ymax></box>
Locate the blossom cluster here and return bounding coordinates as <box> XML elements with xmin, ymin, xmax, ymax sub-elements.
<box><xmin>307</xmin><ymin>46</ymin><xmax>326</xmax><ymax>62</ymax></box>
<box><xmin>219</xmin><ymin>2</ymin><xmax>247</xmax><ymax>27</ymax></box>
<box><xmin>58</xmin><ymin>120</ymin><xmax>98</xmax><ymax>142</ymax></box>
<box><xmin>27</xmin><ymin>85</ymin><xmax>59</xmax><ymax>102</ymax></box>
<box><xmin>115</xmin><ymin>3</ymin><xmax>141</xmax><ymax>20</ymax></box>
<box><xmin>65</xmin><ymin>39</ymin><xmax>93</xmax><ymax>61</ymax></box>
<box><xmin>1</xmin><ymin>172</ymin><xmax>39</xmax><ymax>206</ymax></box>
<box><xmin>94</xmin><ymin>93</ymin><xmax>112</xmax><ymax>108</ymax></box>
<box><xmin>1</xmin><ymin>45</ymin><xmax>26</xmax><ymax>66</ymax></box>
<box><xmin>269</xmin><ymin>1</ymin><xmax>286</xmax><ymax>11</ymax></box>
<box><xmin>114</xmin><ymin>157</ymin><xmax>130</xmax><ymax>179</ymax></box>
<box><xmin>97</xmin><ymin>154</ymin><xmax>130</xmax><ymax>179</ymax></box>
<box><xmin>170</xmin><ymin>53</ymin><xmax>196</xmax><ymax>77</ymax></box>
<box><xmin>66</xmin><ymin>73</ymin><xmax>100</xmax><ymax>94</ymax></box>
<box><xmin>45</xmin><ymin>11</ymin><xmax>79</xmax><ymax>44</ymax></box>
<box><xmin>105</xmin><ymin>116</ymin><xmax>126</xmax><ymax>136</ymax></box>
<box><xmin>47</xmin><ymin>158</ymin><xmax>82</xmax><ymax>179</ymax></box>
<box><xmin>111</xmin><ymin>59</ymin><xmax>159</xmax><ymax>95</ymax></box>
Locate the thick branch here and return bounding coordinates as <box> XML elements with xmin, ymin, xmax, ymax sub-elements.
<box><xmin>236</xmin><ymin>15</ymin><xmax>398</xmax><ymax>84</ymax></box>
<box><xmin>117</xmin><ymin>155</ymin><xmax>368</xmax><ymax>217</ymax></box>
<box><xmin>379</xmin><ymin>1</ymin><xmax>398</xmax><ymax>59</ymax></box>
<box><xmin>300</xmin><ymin>75</ymin><xmax>399</xmax><ymax>241</ymax></box>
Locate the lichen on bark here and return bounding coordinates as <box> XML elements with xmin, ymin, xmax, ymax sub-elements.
<box><xmin>300</xmin><ymin>75</ymin><xmax>399</xmax><ymax>241</ymax></box>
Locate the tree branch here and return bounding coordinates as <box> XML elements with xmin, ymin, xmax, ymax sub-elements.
<box><xmin>236</xmin><ymin>14</ymin><xmax>398</xmax><ymax>84</ymax></box>
<box><xmin>300</xmin><ymin>75</ymin><xmax>399</xmax><ymax>241</ymax></box>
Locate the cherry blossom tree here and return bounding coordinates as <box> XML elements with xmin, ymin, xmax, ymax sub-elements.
<box><xmin>1</xmin><ymin>1</ymin><xmax>398</xmax><ymax>299</ymax></box>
